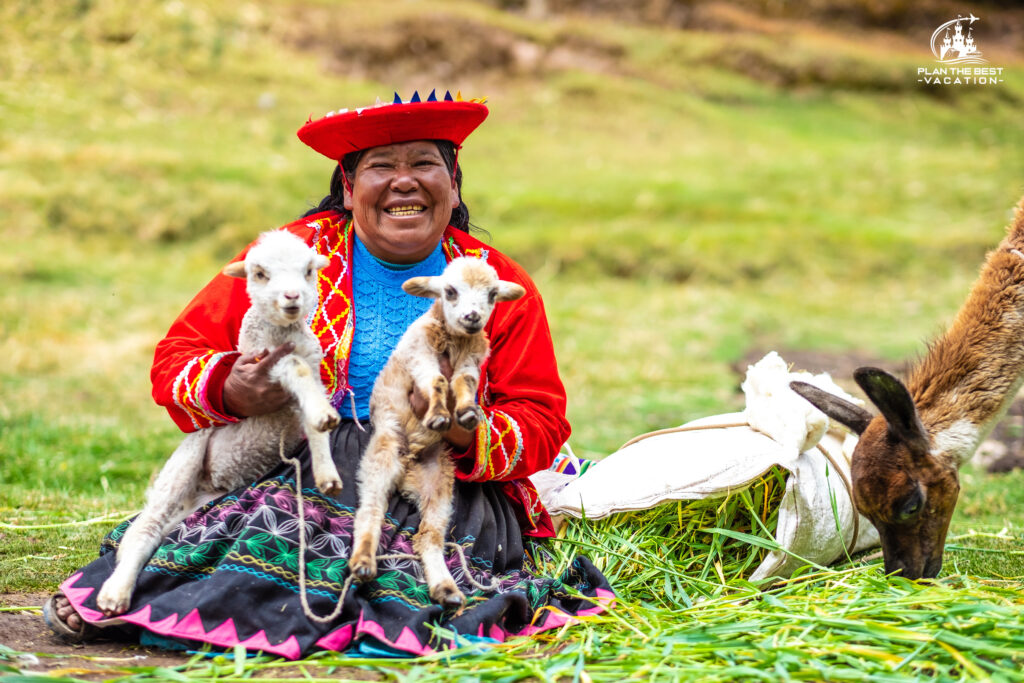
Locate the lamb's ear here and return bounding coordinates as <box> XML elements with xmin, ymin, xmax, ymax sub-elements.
<box><xmin>403</xmin><ymin>276</ymin><xmax>441</xmax><ymax>298</ymax></box>
<box><xmin>789</xmin><ymin>381</ymin><xmax>874</xmax><ymax>435</ymax></box>
<box><xmin>495</xmin><ymin>280</ymin><xmax>526</xmax><ymax>302</ymax></box>
<box><xmin>222</xmin><ymin>261</ymin><xmax>247</xmax><ymax>279</ymax></box>
<box><xmin>313</xmin><ymin>254</ymin><xmax>329</xmax><ymax>271</ymax></box>
<box><xmin>853</xmin><ymin>367</ymin><xmax>930</xmax><ymax>453</ymax></box>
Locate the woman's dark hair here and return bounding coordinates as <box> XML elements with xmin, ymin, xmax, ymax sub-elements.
<box><xmin>302</xmin><ymin>139</ymin><xmax>471</xmax><ymax>233</ymax></box>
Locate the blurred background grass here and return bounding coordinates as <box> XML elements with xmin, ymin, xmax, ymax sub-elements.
<box><xmin>2</xmin><ymin>0</ymin><xmax>1024</xmax><ymax>588</ymax></box>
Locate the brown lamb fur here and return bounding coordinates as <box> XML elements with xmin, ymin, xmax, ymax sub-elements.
<box><xmin>422</xmin><ymin>301</ymin><xmax>491</xmax><ymax>371</ymax></box>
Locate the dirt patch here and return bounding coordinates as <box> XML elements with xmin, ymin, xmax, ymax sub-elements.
<box><xmin>487</xmin><ymin>0</ymin><xmax>1024</xmax><ymax>39</ymax></box>
<box><xmin>0</xmin><ymin>593</ymin><xmax>192</xmax><ymax>679</ymax></box>
<box><xmin>737</xmin><ymin>347</ymin><xmax>1024</xmax><ymax>473</ymax></box>
<box><xmin>275</xmin><ymin>9</ymin><xmax>625</xmax><ymax>86</ymax></box>
<box><xmin>0</xmin><ymin>593</ymin><xmax>382</xmax><ymax>680</ymax></box>
<box><xmin>975</xmin><ymin>400</ymin><xmax>1024</xmax><ymax>473</ymax></box>
<box><xmin>732</xmin><ymin>347</ymin><xmax>908</xmax><ymax>392</ymax></box>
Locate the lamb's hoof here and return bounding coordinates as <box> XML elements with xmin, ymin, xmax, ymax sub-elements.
<box><xmin>430</xmin><ymin>581</ymin><xmax>465</xmax><ymax>609</ymax></box>
<box><xmin>455</xmin><ymin>406</ymin><xmax>481</xmax><ymax>431</ymax></box>
<box><xmin>313</xmin><ymin>406</ymin><xmax>341</xmax><ymax>433</ymax></box>
<box><xmin>350</xmin><ymin>552</ymin><xmax>377</xmax><ymax>582</ymax></box>
<box><xmin>317</xmin><ymin>476</ymin><xmax>342</xmax><ymax>497</ymax></box>
<box><xmin>96</xmin><ymin>580</ymin><xmax>132</xmax><ymax>617</ymax></box>
<box><xmin>425</xmin><ymin>412</ymin><xmax>451</xmax><ymax>432</ymax></box>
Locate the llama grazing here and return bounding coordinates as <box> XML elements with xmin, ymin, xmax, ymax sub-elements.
<box><xmin>790</xmin><ymin>197</ymin><xmax>1024</xmax><ymax>579</ymax></box>
<box><xmin>348</xmin><ymin>257</ymin><xmax>526</xmax><ymax>607</ymax></box>
<box><xmin>96</xmin><ymin>230</ymin><xmax>343</xmax><ymax>615</ymax></box>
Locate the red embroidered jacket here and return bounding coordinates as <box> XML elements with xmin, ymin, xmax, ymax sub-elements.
<box><xmin>151</xmin><ymin>211</ymin><xmax>569</xmax><ymax>537</ymax></box>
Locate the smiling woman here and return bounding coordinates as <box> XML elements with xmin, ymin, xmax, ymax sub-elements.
<box><xmin>45</xmin><ymin>91</ymin><xmax>612</xmax><ymax>659</ymax></box>
<box><xmin>347</xmin><ymin>142</ymin><xmax>461</xmax><ymax>264</ymax></box>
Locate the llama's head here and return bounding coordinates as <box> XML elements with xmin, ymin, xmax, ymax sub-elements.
<box><xmin>402</xmin><ymin>257</ymin><xmax>526</xmax><ymax>335</ymax></box>
<box><xmin>223</xmin><ymin>230</ymin><xmax>329</xmax><ymax>326</ymax></box>
<box><xmin>791</xmin><ymin>368</ymin><xmax>960</xmax><ymax>580</ymax></box>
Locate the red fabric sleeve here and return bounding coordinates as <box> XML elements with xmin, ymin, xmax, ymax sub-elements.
<box><xmin>151</xmin><ymin>260</ymin><xmax>251</xmax><ymax>433</ymax></box>
<box><xmin>451</xmin><ymin>260</ymin><xmax>571</xmax><ymax>485</ymax></box>
<box><xmin>151</xmin><ymin>217</ymin><xmax>326</xmax><ymax>432</ymax></box>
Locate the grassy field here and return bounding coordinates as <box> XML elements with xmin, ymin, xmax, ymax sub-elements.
<box><xmin>3</xmin><ymin>0</ymin><xmax>1024</xmax><ymax>679</ymax></box>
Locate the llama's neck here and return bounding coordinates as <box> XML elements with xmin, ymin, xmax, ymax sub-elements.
<box><xmin>907</xmin><ymin>245</ymin><xmax>1024</xmax><ymax>466</ymax></box>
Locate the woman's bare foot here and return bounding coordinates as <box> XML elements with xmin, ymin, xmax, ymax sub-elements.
<box><xmin>43</xmin><ymin>592</ymin><xmax>99</xmax><ymax>642</ymax></box>
<box><xmin>54</xmin><ymin>594</ymin><xmax>83</xmax><ymax>631</ymax></box>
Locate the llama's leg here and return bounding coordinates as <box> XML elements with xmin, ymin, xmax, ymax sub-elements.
<box><xmin>350</xmin><ymin>428</ymin><xmax>406</xmax><ymax>581</ymax></box>
<box><xmin>407</xmin><ymin>450</ymin><xmax>463</xmax><ymax>608</ymax></box>
<box><xmin>96</xmin><ymin>431</ymin><xmax>210</xmax><ymax>616</ymax></box>
<box><xmin>450</xmin><ymin>371</ymin><xmax>481</xmax><ymax>431</ymax></box>
<box><xmin>272</xmin><ymin>355</ymin><xmax>342</xmax><ymax>495</ymax></box>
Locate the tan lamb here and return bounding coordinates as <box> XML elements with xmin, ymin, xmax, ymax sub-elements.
<box><xmin>349</xmin><ymin>256</ymin><xmax>525</xmax><ymax>607</ymax></box>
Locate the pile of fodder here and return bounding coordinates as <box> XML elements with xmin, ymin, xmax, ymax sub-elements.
<box><xmin>536</xmin><ymin>467</ymin><xmax>789</xmax><ymax>608</ymax></box>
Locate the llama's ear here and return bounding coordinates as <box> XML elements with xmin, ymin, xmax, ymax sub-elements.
<box><xmin>403</xmin><ymin>276</ymin><xmax>441</xmax><ymax>299</ymax></box>
<box><xmin>222</xmin><ymin>261</ymin><xmax>246</xmax><ymax>279</ymax></box>
<box><xmin>789</xmin><ymin>381</ymin><xmax>874</xmax><ymax>435</ymax></box>
<box><xmin>313</xmin><ymin>254</ymin><xmax>329</xmax><ymax>271</ymax></box>
<box><xmin>495</xmin><ymin>280</ymin><xmax>526</xmax><ymax>302</ymax></box>
<box><xmin>853</xmin><ymin>367</ymin><xmax>930</xmax><ymax>452</ymax></box>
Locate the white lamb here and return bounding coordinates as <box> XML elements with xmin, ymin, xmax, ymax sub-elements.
<box><xmin>349</xmin><ymin>257</ymin><xmax>525</xmax><ymax>607</ymax></box>
<box><xmin>96</xmin><ymin>229</ymin><xmax>343</xmax><ymax>616</ymax></box>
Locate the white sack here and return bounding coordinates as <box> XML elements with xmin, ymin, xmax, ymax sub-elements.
<box><xmin>531</xmin><ymin>352</ymin><xmax>880</xmax><ymax>580</ymax></box>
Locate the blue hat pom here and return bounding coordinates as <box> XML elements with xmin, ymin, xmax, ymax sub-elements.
<box><xmin>390</xmin><ymin>90</ymin><xmax>464</xmax><ymax>106</ymax></box>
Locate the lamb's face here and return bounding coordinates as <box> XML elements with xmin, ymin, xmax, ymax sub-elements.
<box><xmin>224</xmin><ymin>230</ymin><xmax>328</xmax><ymax>327</ymax></box>
<box><xmin>438</xmin><ymin>267</ymin><xmax>500</xmax><ymax>335</ymax></box>
<box><xmin>403</xmin><ymin>257</ymin><xmax>526</xmax><ymax>335</ymax></box>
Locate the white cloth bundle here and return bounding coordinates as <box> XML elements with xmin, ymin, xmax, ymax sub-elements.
<box><xmin>531</xmin><ymin>352</ymin><xmax>880</xmax><ymax>580</ymax></box>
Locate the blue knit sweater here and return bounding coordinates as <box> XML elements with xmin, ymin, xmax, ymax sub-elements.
<box><xmin>347</xmin><ymin>236</ymin><xmax>445</xmax><ymax>419</ymax></box>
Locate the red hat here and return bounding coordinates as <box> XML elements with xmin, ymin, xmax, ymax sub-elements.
<box><xmin>297</xmin><ymin>90</ymin><xmax>488</xmax><ymax>161</ymax></box>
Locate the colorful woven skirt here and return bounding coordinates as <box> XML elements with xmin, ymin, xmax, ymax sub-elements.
<box><xmin>60</xmin><ymin>421</ymin><xmax>613</xmax><ymax>659</ymax></box>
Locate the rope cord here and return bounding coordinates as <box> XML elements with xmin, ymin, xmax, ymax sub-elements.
<box><xmin>619</xmin><ymin>422</ymin><xmax>750</xmax><ymax>449</ymax></box>
<box><xmin>618</xmin><ymin>420</ymin><xmax>860</xmax><ymax>554</ymax></box>
<box><xmin>279</xmin><ymin>433</ymin><xmax>499</xmax><ymax>624</ymax></box>
<box><xmin>815</xmin><ymin>442</ymin><xmax>860</xmax><ymax>554</ymax></box>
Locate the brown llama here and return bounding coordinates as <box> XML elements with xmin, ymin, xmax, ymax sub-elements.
<box><xmin>791</xmin><ymin>196</ymin><xmax>1024</xmax><ymax>579</ymax></box>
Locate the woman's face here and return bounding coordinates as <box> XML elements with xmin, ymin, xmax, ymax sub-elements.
<box><xmin>344</xmin><ymin>141</ymin><xmax>459</xmax><ymax>264</ymax></box>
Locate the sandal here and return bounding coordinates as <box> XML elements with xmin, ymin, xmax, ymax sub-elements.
<box><xmin>43</xmin><ymin>593</ymin><xmax>102</xmax><ymax>643</ymax></box>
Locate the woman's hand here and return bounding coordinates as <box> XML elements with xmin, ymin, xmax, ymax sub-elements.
<box><xmin>223</xmin><ymin>343</ymin><xmax>296</xmax><ymax>417</ymax></box>
<box><xmin>409</xmin><ymin>356</ymin><xmax>475</xmax><ymax>450</ymax></box>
